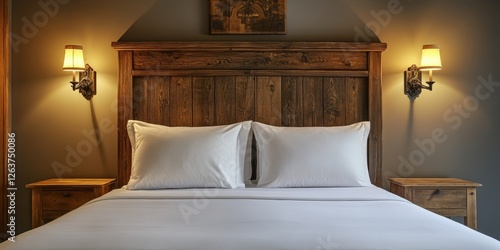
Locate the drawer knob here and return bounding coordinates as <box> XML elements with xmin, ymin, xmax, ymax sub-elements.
<box><xmin>63</xmin><ymin>193</ymin><xmax>71</xmax><ymax>198</ymax></box>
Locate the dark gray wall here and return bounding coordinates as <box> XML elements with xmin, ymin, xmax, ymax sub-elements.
<box><xmin>11</xmin><ymin>0</ymin><xmax>500</xmax><ymax>239</ymax></box>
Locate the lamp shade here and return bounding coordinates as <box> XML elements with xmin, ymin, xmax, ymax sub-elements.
<box><xmin>419</xmin><ymin>44</ymin><xmax>442</xmax><ymax>71</ymax></box>
<box><xmin>63</xmin><ymin>45</ymin><xmax>85</xmax><ymax>71</ymax></box>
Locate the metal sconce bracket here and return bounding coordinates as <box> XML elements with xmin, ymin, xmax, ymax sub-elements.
<box><xmin>404</xmin><ymin>64</ymin><xmax>433</xmax><ymax>98</ymax></box>
<box><xmin>70</xmin><ymin>64</ymin><xmax>96</xmax><ymax>100</ymax></box>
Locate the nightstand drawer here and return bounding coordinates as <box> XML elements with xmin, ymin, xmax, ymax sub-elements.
<box><xmin>412</xmin><ymin>188</ymin><xmax>467</xmax><ymax>209</ymax></box>
<box><xmin>42</xmin><ymin>189</ymin><xmax>94</xmax><ymax>211</ymax></box>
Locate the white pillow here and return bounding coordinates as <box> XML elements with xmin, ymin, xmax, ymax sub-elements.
<box><xmin>126</xmin><ymin>120</ymin><xmax>251</xmax><ymax>189</ymax></box>
<box><xmin>253</xmin><ymin>121</ymin><xmax>372</xmax><ymax>188</ymax></box>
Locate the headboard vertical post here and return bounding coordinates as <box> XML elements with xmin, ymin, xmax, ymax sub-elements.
<box><xmin>368</xmin><ymin>51</ymin><xmax>383</xmax><ymax>187</ymax></box>
<box><xmin>117</xmin><ymin>51</ymin><xmax>133</xmax><ymax>188</ymax></box>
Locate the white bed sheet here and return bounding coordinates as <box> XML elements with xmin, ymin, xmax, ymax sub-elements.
<box><xmin>2</xmin><ymin>186</ymin><xmax>500</xmax><ymax>250</ymax></box>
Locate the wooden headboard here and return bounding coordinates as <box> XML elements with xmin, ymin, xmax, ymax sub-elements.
<box><xmin>112</xmin><ymin>41</ymin><xmax>387</xmax><ymax>188</ymax></box>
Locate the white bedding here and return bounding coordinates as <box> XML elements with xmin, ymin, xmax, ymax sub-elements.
<box><xmin>2</xmin><ymin>186</ymin><xmax>500</xmax><ymax>250</ymax></box>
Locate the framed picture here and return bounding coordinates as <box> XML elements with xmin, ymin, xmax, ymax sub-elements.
<box><xmin>210</xmin><ymin>0</ymin><xmax>286</xmax><ymax>34</ymax></box>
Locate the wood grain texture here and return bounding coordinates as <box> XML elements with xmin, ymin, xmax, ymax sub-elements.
<box><xmin>368</xmin><ymin>51</ymin><xmax>383</xmax><ymax>186</ymax></box>
<box><xmin>466</xmin><ymin>187</ymin><xmax>478</xmax><ymax>229</ymax></box>
<box><xmin>324</xmin><ymin>77</ymin><xmax>345</xmax><ymax>126</ymax></box>
<box><xmin>303</xmin><ymin>77</ymin><xmax>323</xmax><ymax>126</ymax></box>
<box><xmin>112</xmin><ymin>41</ymin><xmax>387</xmax><ymax>188</ymax></box>
<box><xmin>169</xmin><ymin>77</ymin><xmax>193</xmax><ymax>126</ymax></box>
<box><xmin>256</xmin><ymin>76</ymin><xmax>282</xmax><ymax>126</ymax></box>
<box><xmin>281</xmin><ymin>76</ymin><xmax>303</xmax><ymax>126</ymax></box>
<box><xmin>215</xmin><ymin>76</ymin><xmax>237</xmax><ymax>125</ymax></box>
<box><xmin>117</xmin><ymin>51</ymin><xmax>133</xmax><ymax>189</ymax></box>
<box><xmin>112</xmin><ymin>41</ymin><xmax>387</xmax><ymax>52</ymax></box>
<box><xmin>132</xmin><ymin>51</ymin><xmax>367</xmax><ymax>71</ymax></box>
<box><xmin>235</xmin><ymin>76</ymin><xmax>255</xmax><ymax>122</ymax></box>
<box><xmin>412</xmin><ymin>189</ymin><xmax>466</xmax><ymax>209</ymax></box>
<box><xmin>147</xmin><ymin>77</ymin><xmax>170</xmax><ymax>125</ymax></box>
<box><xmin>193</xmin><ymin>77</ymin><xmax>215</xmax><ymax>126</ymax></box>
<box><xmin>346</xmin><ymin>77</ymin><xmax>368</xmax><ymax>124</ymax></box>
<box><xmin>31</xmin><ymin>188</ymin><xmax>42</xmax><ymax>230</ymax></box>
<box><xmin>42</xmin><ymin>189</ymin><xmax>94</xmax><ymax>211</ymax></box>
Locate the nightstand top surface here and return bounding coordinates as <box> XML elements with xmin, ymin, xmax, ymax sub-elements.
<box><xmin>26</xmin><ymin>178</ymin><xmax>116</xmax><ymax>188</ymax></box>
<box><xmin>388</xmin><ymin>178</ymin><xmax>481</xmax><ymax>187</ymax></box>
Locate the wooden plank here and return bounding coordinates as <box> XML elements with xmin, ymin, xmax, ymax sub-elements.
<box><xmin>215</xmin><ymin>76</ymin><xmax>236</xmax><ymax>125</ymax></box>
<box><xmin>31</xmin><ymin>189</ymin><xmax>42</xmax><ymax>228</ymax></box>
<box><xmin>133</xmin><ymin>51</ymin><xmax>367</xmax><ymax>71</ymax></box>
<box><xmin>255</xmin><ymin>76</ymin><xmax>282</xmax><ymax>126</ymax></box>
<box><xmin>132</xmin><ymin>77</ymin><xmax>148</xmax><ymax>122</ymax></box>
<box><xmin>281</xmin><ymin>76</ymin><xmax>303</xmax><ymax>126</ymax></box>
<box><xmin>169</xmin><ymin>77</ymin><xmax>193</xmax><ymax>126</ymax></box>
<box><xmin>303</xmin><ymin>77</ymin><xmax>323</xmax><ymax>127</ymax></box>
<box><xmin>466</xmin><ymin>187</ymin><xmax>478</xmax><ymax>230</ymax></box>
<box><xmin>147</xmin><ymin>77</ymin><xmax>170</xmax><ymax>126</ymax></box>
<box><xmin>368</xmin><ymin>51</ymin><xmax>383</xmax><ymax>186</ymax></box>
<box><xmin>235</xmin><ymin>76</ymin><xmax>255</xmax><ymax>122</ymax></box>
<box><xmin>112</xmin><ymin>41</ymin><xmax>387</xmax><ymax>52</ymax></box>
<box><xmin>389</xmin><ymin>178</ymin><xmax>482</xmax><ymax>187</ymax></box>
<box><xmin>117</xmin><ymin>51</ymin><xmax>133</xmax><ymax>188</ymax></box>
<box><xmin>193</xmin><ymin>77</ymin><xmax>215</xmax><ymax>126</ymax></box>
<box><xmin>132</xmin><ymin>69</ymin><xmax>369</xmax><ymax>78</ymax></box>
<box><xmin>345</xmin><ymin>77</ymin><xmax>368</xmax><ymax>124</ymax></box>
<box><xmin>323</xmin><ymin>77</ymin><xmax>346</xmax><ymax>126</ymax></box>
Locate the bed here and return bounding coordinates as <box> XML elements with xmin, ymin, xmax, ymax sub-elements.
<box><xmin>2</xmin><ymin>41</ymin><xmax>500</xmax><ymax>250</ymax></box>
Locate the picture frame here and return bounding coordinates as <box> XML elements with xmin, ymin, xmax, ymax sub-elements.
<box><xmin>210</xmin><ymin>0</ymin><xmax>286</xmax><ymax>34</ymax></box>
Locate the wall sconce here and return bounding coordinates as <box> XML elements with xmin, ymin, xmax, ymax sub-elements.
<box><xmin>404</xmin><ymin>44</ymin><xmax>442</xmax><ymax>98</ymax></box>
<box><xmin>63</xmin><ymin>45</ymin><xmax>96</xmax><ymax>100</ymax></box>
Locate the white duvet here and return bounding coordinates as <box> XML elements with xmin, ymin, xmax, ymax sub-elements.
<box><xmin>2</xmin><ymin>186</ymin><xmax>500</xmax><ymax>250</ymax></box>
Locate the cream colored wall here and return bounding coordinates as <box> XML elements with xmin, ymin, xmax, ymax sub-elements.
<box><xmin>11</xmin><ymin>0</ymin><xmax>500</xmax><ymax>239</ymax></box>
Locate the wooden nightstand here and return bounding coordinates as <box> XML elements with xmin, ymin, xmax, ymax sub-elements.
<box><xmin>388</xmin><ymin>178</ymin><xmax>481</xmax><ymax>230</ymax></box>
<box><xmin>26</xmin><ymin>178</ymin><xmax>116</xmax><ymax>228</ymax></box>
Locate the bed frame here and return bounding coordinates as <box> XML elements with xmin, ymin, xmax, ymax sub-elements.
<box><xmin>112</xmin><ymin>41</ymin><xmax>387</xmax><ymax>188</ymax></box>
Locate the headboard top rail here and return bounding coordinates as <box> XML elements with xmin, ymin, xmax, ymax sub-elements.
<box><xmin>112</xmin><ymin>41</ymin><xmax>387</xmax><ymax>52</ymax></box>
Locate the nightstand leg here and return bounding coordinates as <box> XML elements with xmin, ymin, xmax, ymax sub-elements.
<box><xmin>465</xmin><ymin>187</ymin><xmax>477</xmax><ymax>230</ymax></box>
<box><xmin>31</xmin><ymin>188</ymin><xmax>42</xmax><ymax>228</ymax></box>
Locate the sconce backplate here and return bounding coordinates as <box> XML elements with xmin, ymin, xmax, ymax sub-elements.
<box><xmin>404</xmin><ymin>64</ymin><xmax>422</xmax><ymax>98</ymax></box>
<box><xmin>77</xmin><ymin>64</ymin><xmax>96</xmax><ymax>100</ymax></box>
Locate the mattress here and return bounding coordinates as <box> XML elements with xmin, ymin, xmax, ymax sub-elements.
<box><xmin>1</xmin><ymin>186</ymin><xmax>500</xmax><ymax>250</ymax></box>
